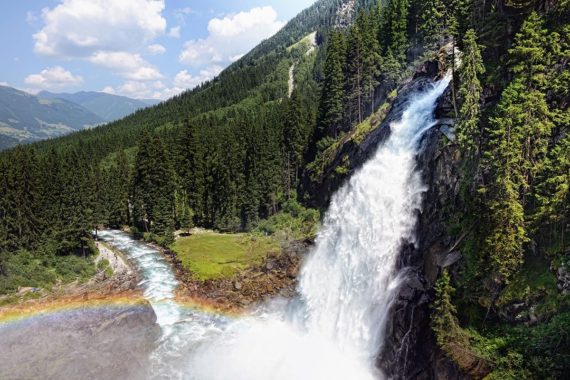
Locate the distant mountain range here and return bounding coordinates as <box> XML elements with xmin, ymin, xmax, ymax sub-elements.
<box><xmin>0</xmin><ymin>86</ymin><xmax>159</xmax><ymax>150</ymax></box>
<box><xmin>38</xmin><ymin>91</ymin><xmax>159</xmax><ymax>122</ymax></box>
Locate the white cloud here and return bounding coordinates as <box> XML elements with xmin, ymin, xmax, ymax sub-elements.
<box><xmin>168</xmin><ymin>26</ymin><xmax>181</xmax><ymax>38</ymax></box>
<box><xmin>0</xmin><ymin>81</ymin><xmax>9</xmax><ymax>87</ymax></box>
<box><xmin>33</xmin><ymin>0</ymin><xmax>167</xmax><ymax>57</ymax></box>
<box><xmin>106</xmin><ymin>64</ymin><xmax>222</xmax><ymax>100</ymax></box>
<box><xmin>174</xmin><ymin>65</ymin><xmax>223</xmax><ymax>89</ymax></box>
<box><xmin>101</xmin><ymin>86</ymin><xmax>115</xmax><ymax>94</ymax></box>
<box><xmin>147</xmin><ymin>44</ymin><xmax>166</xmax><ymax>55</ymax></box>
<box><xmin>105</xmin><ymin>80</ymin><xmax>171</xmax><ymax>99</ymax></box>
<box><xmin>179</xmin><ymin>6</ymin><xmax>284</xmax><ymax>67</ymax></box>
<box><xmin>88</xmin><ymin>51</ymin><xmax>163</xmax><ymax>80</ymax></box>
<box><xmin>24</xmin><ymin>66</ymin><xmax>83</xmax><ymax>90</ymax></box>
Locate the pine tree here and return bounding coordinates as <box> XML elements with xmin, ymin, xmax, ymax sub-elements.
<box><xmin>283</xmin><ymin>91</ymin><xmax>308</xmax><ymax>198</ymax></box>
<box><xmin>132</xmin><ymin>131</ymin><xmax>176</xmax><ymax>237</ymax></box>
<box><xmin>420</xmin><ymin>0</ymin><xmax>448</xmax><ymax>45</ymax></box>
<box><xmin>345</xmin><ymin>21</ymin><xmax>366</xmax><ymax>125</ymax></box>
<box><xmin>432</xmin><ymin>270</ymin><xmax>467</xmax><ymax>352</ymax></box>
<box><xmin>457</xmin><ymin>29</ymin><xmax>485</xmax><ymax>161</ymax></box>
<box><xmin>533</xmin><ymin>134</ymin><xmax>570</xmax><ymax>249</ymax></box>
<box><xmin>383</xmin><ymin>0</ymin><xmax>410</xmax><ymax>65</ymax></box>
<box><xmin>360</xmin><ymin>9</ymin><xmax>383</xmax><ymax>115</ymax></box>
<box><xmin>481</xmin><ymin>13</ymin><xmax>554</xmax><ymax>284</ymax></box>
<box><xmin>318</xmin><ymin>31</ymin><xmax>346</xmax><ymax>139</ymax></box>
<box><xmin>509</xmin><ymin>12</ymin><xmax>551</xmax><ymax>91</ymax></box>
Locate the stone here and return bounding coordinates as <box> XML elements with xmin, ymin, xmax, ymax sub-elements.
<box><xmin>438</xmin><ymin>251</ymin><xmax>462</xmax><ymax>268</ymax></box>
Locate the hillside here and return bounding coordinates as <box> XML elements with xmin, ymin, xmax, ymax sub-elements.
<box><xmin>1</xmin><ymin>0</ymin><xmax>569</xmax><ymax>378</ymax></box>
<box><xmin>38</xmin><ymin>90</ymin><xmax>156</xmax><ymax>123</ymax></box>
<box><xmin>0</xmin><ymin>86</ymin><xmax>104</xmax><ymax>150</ymax></box>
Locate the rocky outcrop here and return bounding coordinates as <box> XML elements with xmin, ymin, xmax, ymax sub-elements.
<box><xmin>377</xmin><ymin>88</ymin><xmax>468</xmax><ymax>378</ymax></box>
<box><xmin>0</xmin><ymin>299</ymin><xmax>159</xmax><ymax>380</ymax></box>
<box><xmin>302</xmin><ymin>49</ymin><xmax>468</xmax><ymax>378</ymax></box>
<box><xmin>302</xmin><ymin>59</ymin><xmax>441</xmax><ymax>209</ymax></box>
<box><xmin>164</xmin><ymin>240</ymin><xmax>311</xmax><ymax>311</ymax></box>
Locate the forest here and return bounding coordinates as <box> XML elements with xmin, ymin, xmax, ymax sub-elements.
<box><xmin>1</xmin><ymin>0</ymin><xmax>569</xmax><ymax>377</ymax></box>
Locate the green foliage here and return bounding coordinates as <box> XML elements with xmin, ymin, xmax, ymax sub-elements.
<box><xmin>381</xmin><ymin>0</ymin><xmax>410</xmax><ymax>64</ymax></box>
<box><xmin>481</xmin><ymin>12</ymin><xmax>555</xmax><ymax>285</ymax></box>
<box><xmin>97</xmin><ymin>258</ymin><xmax>110</xmax><ymax>271</ymax></box>
<box><xmin>432</xmin><ymin>270</ymin><xmax>469</xmax><ymax>352</ymax></box>
<box><xmin>457</xmin><ymin>29</ymin><xmax>485</xmax><ymax>161</ymax></box>
<box><xmin>255</xmin><ymin>197</ymin><xmax>320</xmax><ymax>242</ymax></box>
<box><xmin>0</xmin><ymin>246</ymin><xmax>96</xmax><ymax>295</ymax></box>
<box><xmin>317</xmin><ymin>30</ymin><xmax>346</xmax><ymax>139</ymax></box>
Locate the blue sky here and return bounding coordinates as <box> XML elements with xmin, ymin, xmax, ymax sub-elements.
<box><xmin>0</xmin><ymin>0</ymin><xmax>315</xmax><ymax>100</ymax></box>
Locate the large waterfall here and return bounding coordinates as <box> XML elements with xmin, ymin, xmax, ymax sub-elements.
<box><xmin>100</xmin><ymin>75</ymin><xmax>451</xmax><ymax>380</ymax></box>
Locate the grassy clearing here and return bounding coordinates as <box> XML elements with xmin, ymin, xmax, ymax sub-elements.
<box><xmin>170</xmin><ymin>232</ymin><xmax>280</xmax><ymax>280</ymax></box>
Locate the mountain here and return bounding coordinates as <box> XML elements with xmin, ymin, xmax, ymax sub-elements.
<box><xmin>1</xmin><ymin>0</ymin><xmax>569</xmax><ymax>379</ymax></box>
<box><xmin>0</xmin><ymin>85</ymin><xmax>104</xmax><ymax>150</ymax></box>
<box><xmin>38</xmin><ymin>90</ymin><xmax>155</xmax><ymax>122</ymax></box>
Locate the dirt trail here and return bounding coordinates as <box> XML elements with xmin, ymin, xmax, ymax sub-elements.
<box><xmin>95</xmin><ymin>241</ymin><xmax>132</xmax><ymax>275</ymax></box>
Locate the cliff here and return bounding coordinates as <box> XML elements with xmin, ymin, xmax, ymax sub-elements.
<box><xmin>302</xmin><ymin>49</ymin><xmax>470</xmax><ymax>378</ymax></box>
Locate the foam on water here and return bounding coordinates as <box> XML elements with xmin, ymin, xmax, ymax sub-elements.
<box><xmin>99</xmin><ymin>75</ymin><xmax>451</xmax><ymax>379</ymax></box>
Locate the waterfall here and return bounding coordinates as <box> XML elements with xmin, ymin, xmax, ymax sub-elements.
<box><xmin>186</xmin><ymin>75</ymin><xmax>451</xmax><ymax>379</ymax></box>
<box><xmin>99</xmin><ymin>75</ymin><xmax>450</xmax><ymax>380</ymax></box>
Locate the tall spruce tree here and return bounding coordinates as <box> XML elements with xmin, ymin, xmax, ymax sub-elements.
<box><xmin>318</xmin><ymin>31</ymin><xmax>346</xmax><ymax>139</ymax></box>
<box><xmin>482</xmin><ymin>12</ymin><xmax>554</xmax><ymax>284</ymax></box>
<box><xmin>132</xmin><ymin>131</ymin><xmax>176</xmax><ymax>237</ymax></box>
<box><xmin>457</xmin><ymin>29</ymin><xmax>485</xmax><ymax>162</ymax></box>
<box><xmin>345</xmin><ymin>19</ymin><xmax>367</xmax><ymax>125</ymax></box>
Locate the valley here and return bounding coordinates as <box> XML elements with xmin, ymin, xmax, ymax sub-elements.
<box><xmin>1</xmin><ymin>0</ymin><xmax>569</xmax><ymax>379</ymax></box>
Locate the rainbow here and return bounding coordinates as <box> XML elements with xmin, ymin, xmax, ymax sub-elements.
<box><xmin>0</xmin><ymin>292</ymin><xmax>241</xmax><ymax>327</ymax></box>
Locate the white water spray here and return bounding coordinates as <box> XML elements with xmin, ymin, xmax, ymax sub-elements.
<box><xmin>100</xmin><ymin>75</ymin><xmax>450</xmax><ymax>380</ymax></box>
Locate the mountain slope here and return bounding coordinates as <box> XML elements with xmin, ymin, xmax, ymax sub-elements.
<box><xmin>0</xmin><ymin>86</ymin><xmax>104</xmax><ymax>150</ymax></box>
<box><xmin>38</xmin><ymin>90</ymin><xmax>155</xmax><ymax>122</ymax></box>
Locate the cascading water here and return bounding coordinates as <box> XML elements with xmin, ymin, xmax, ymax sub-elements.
<box><xmin>99</xmin><ymin>75</ymin><xmax>450</xmax><ymax>380</ymax></box>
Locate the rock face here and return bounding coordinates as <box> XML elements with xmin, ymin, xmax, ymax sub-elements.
<box><xmin>303</xmin><ymin>53</ymin><xmax>467</xmax><ymax>378</ymax></box>
<box><xmin>302</xmin><ymin>60</ymin><xmax>441</xmax><ymax>209</ymax></box>
<box><xmin>0</xmin><ymin>302</ymin><xmax>159</xmax><ymax>380</ymax></box>
<box><xmin>377</xmin><ymin>85</ymin><xmax>467</xmax><ymax>379</ymax></box>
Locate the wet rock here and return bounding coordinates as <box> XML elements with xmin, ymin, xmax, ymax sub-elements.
<box><xmin>375</xmin><ymin>59</ymin><xmax>464</xmax><ymax>379</ymax></box>
<box><xmin>0</xmin><ymin>301</ymin><xmax>159</xmax><ymax>380</ymax></box>
<box><xmin>438</xmin><ymin>251</ymin><xmax>463</xmax><ymax>268</ymax></box>
<box><xmin>438</xmin><ymin>124</ymin><xmax>456</xmax><ymax>142</ymax></box>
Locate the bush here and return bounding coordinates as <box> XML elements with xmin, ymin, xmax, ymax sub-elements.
<box><xmin>97</xmin><ymin>259</ymin><xmax>110</xmax><ymax>271</ymax></box>
<box><xmin>0</xmin><ymin>245</ymin><xmax>96</xmax><ymax>295</ymax></box>
<box><xmin>255</xmin><ymin>198</ymin><xmax>320</xmax><ymax>242</ymax></box>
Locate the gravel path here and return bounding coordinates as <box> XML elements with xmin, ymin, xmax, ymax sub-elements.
<box><xmin>95</xmin><ymin>241</ymin><xmax>132</xmax><ymax>275</ymax></box>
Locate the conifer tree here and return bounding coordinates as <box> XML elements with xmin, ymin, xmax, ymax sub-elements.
<box><xmin>382</xmin><ymin>0</ymin><xmax>410</xmax><ymax>66</ymax></box>
<box><xmin>482</xmin><ymin>13</ymin><xmax>554</xmax><ymax>283</ymax></box>
<box><xmin>283</xmin><ymin>91</ymin><xmax>307</xmax><ymax>197</ymax></box>
<box><xmin>457</xmin><ymin>29</ymin><xmax>485</xmax><ymax>161</ymax></box>
<box><xmin>346</xmin><ymin>20</ymin><xmax>366</xmax><ymax>125</ymax></box>
<box><xmin>360</xmin><ymin>9</ymin><xmax>383</xmax><ymax>114</ymax></box>
<box><xmin>420</xmin><ymin>0</ymin><xmax>448</xmax><ymax>45</ymax></box>
<box><xmin>132</xmin><ymin>131</ymin><xmax>176</xmax><ymax>236</ymax></box>
<box><xmin>318</xmin><ymin>31</ymin><xmax>346</xmax><ymax>139</ymax></box>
